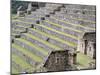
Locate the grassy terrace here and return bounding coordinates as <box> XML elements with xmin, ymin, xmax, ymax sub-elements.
<box><xmin>18</xmin><ymin>17</ymin><xmax>36</xmax><ymax>20</ymax></box>
<box><xmin>36</xmin><ymin>23</ymin><xmax>79</xmax><ymax>40</ymax></box>
<box><xmin>20</xmin><ymin>13</ymin><xmax>95</xmax><ymax>24</ymax></box>
<box><xmin>15</xmin><ymin>38</ymin><xmax>49</xmax><ymax>56</ymax></box>
<box><xmin>12</xmin><ymin>28</ymin><xmax>25</xmax><ymax>31</ymax></box>
<box><xmin>24</xmin><ymin>17</ymin><xmax>83</xmax><ymax>33</ymax></box>
<box><xmin>12</xmin><ymin>16</ymin><xmax>37</xmax><ymax>22</ymax></box>
<box><xmin>63</xmin><ymin>8</ymin><xmax>96</xmax><ymax>11</ymax></box>
<box><xmin>12</xmin><ymin>66</ymin><xmax>19</xmax><ymax>74</ymax></box>
<box><xmin>15</xmin><ymin>24</ymin><xmax>31</xmax><ymax>28</ymax></box>
<box><xmin>31</xmin><ymin>28</ymin><xmax>77</xmax><ymax>47</ymax></box>
<box><xmin>13</xmin><ymin>15</ymin><xmax>95</xmax><ymax>32</ymax></box>
<box><xmin>16</xmin><ymin>17</ymin><xmax>82</xmax><ymax>33</ymax></box>
<box><xmin>12</xmin><ymin>54</ymin><xmax>33</xmax><ymax>72</ymax></box>
<box><xmin>12</xmin><ymin>15</ymin><xmax>95</xmax><ymax>37</ymax></box>
<box><xmin>63</xmin><ymin>15</ymin><xmax>96</xmax><ymax>24</ymax></box>
<box><xmin>12</xmin><ymin>19</ymin><xmax>35</xmax><ymax>26</ymax></box>
<box><xmin>20</xmin><ymin>15</ymin><xmax>95</xmax><ymax>33</ymax></box>
<box><xmin>11</xmin><ymin>19</ymin><xmax>77</xmax><ymax>46</ymax></box>
<box><xmin>12</xmin><ymin>29</ymin><xmax>25</xmax><ymax>32</ymax></box>
<box><xmin>12</xmin><ymin>14</ymin><xmax>18</xmax><ymax>19</ymax></box>
<box><xmin>67</xmin><ymin>13</ymin><xmax>95</xmax><ymax>17</ymax></box>
<box><xmin>50</xmin><ymin>16</ymin><xmax>95</xmax><ymax>30</ymax></box>
<box><xmin>65</xmin><ymin>12</ymin><xmax>96</xmax><ymax>17</ymax></box>
<box><xmin>76</xmin><ymin>52</ymin><xmax>95</xmax><ymax>69</ymax></box>
<box><xmin>12</xmin><ymin>11</ymin><xmax>95</xmax><ymax>24</ymax></box>
<box><xmin>12</xmin><ymin>43</ymin><xmax>44</xmax><ymax>62</ymax></box>
<box><xmin>13</xmin><ymin>19</ymin><xmax>79</xmax><ymax>40</ymax></box>
<box><xmin>11</xmin><ymin>33</ymin><xmax>20</xmax><ymax>36</ymax></box>
<box><xmin>44</xmin><ymin>20</ymin><xmax>82</xmax><ymax>33</ymax></box>
<box><xmin>23</xmin><ymin>33</ymin><xmax>62</xmax><ymax>50</ymax></box>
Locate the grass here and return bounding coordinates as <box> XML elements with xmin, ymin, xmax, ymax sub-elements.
<box><xmin>15</xmin><ymin>17</ymin><xmax>82</xmax><ymax>38</ymax></box>
<box><xmin>12</xmin><ymin>15</ymin><xmax>36</xmax><ymax>22</ymax></box>
<box><xmin>12</xmin><ymin>55</ymin><xmax>31</xmax><ymax>68</ymax></box>
<box><xmin>12</xmin><ymin>14</ymin><xmax>18</xmax><ymax>19</ymax></box>
<box><xmin>76</xmin><ymin>52</ymin><xmax>95</xmax><ymax>69</ymax></box>
<box><xmin>11</xmin><ymin>19</ymin><xmax>77</xmax><ymax>47</ymax></box>
<box><xmin>36</xmin><ymin>24</ymin><xmax>77</xmax><ymax>45</ymax></box>
<box><xmin>24</xmin><ymin>33</ymin><xmax>62</xmax><ymax>50</ymax></box>
<box><xmin>44</xmin><ymin>20</ymin><xmax>82</xmax><ymax>33</ymax></box>
<box><xmin>15</xmin><ymin>38</ymin><xmax>49</xmax><ymax>56</ymax></box>
<box><xmin>19</xmin><ymin>17</ymin><xmax>35</xmax><ymax>20</ymax></box>
<box><xmin>24</xmin><ymin>16</ymin><xmax>95</xmax><ymax>32</ymax></box>
<box><xmin>64</xmin><ymin>7</ymin><xmax>95</xmax><ymax>11</ymax></box>
<box><xmin>12</xmin><ymin>29</ymin><xmax>25</xmax><ymax>32</ymax></box>
<box><xmin>15</xmin><ymin>24</ymin><xmax>31</xmax><ymax>28</ymax></box>
<box><xmin>12</xmin><ymin>43</ymin><xmax>44</xmax><ymax>62</ymax></box>
<box><xmin>64</xmin><ymin>8</ymin><xmax>96</xmax><ymax>16</ymax></box>
<box><xmin>64</xmin><ymin>15</ymin><xmax>96</xmax><ymax>24</ymax></box>
<box><xmin>14</xmin><ymin>18</ymin><xmax>82</xmax><ymax>39</ymax></box>
<box><xmin>11</xmin><ymin>33</ymin><xmax>20</xmax><ymax>36</ymax></box>
<box><xmin>12</xmin><ymin>19</ymin><xmax>32</xmax><ymax>24</ymax></box>
<box><xmin>35</xmin><ymin>23</ymin><xmax>79</xmax><ymax>40</ymax></box>
<box><xmin>12</xmin><ymin>54</ymin><xmax>33</xmax><ymax>71</ymax></box>
<box><xmin>31</xmin><ymin>28</ymin><xmax>77</xmax><ymax>47</ymax></box>
<box><xmin>12</xmin><ymin>66</ymin><xmax>19</xmax><ymax>74</ymax></box>
<box><xmin>13</xmin><ymin>19</ymin><xmax>79</xmax><ymax>40</ymax></box>
<box><xmin>50</xmin><ymin>16</ymin><xmax>95</xmax><ymax>30</ymax></box>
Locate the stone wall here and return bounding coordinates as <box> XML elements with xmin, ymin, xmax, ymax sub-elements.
<box><xmin>44</xmin><ymin>50</ymin><xmax>76</xmax><ymax>71</ymax></box>
<box><xmin>44</xmin><ymin>51</ymin><xmax>69</xmax><ymax>71</ymax></box>
<box><xmin>79</xmin><ymin>32</ymin><xmax>96</xmax><ymax>59</ymax></box>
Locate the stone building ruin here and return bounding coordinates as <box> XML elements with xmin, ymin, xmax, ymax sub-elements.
<box><xmin>44</xmin><ymin>50</ymin><xmax>77</xmax><ymax>72</ymax></box>
<box><xmin>79</xmin><ymin>32</ymin><xmax>96</xmax><ymax>59</ymax></box>
<box><xmin>17</xmin><ymin>6</ymin><xmax>26</xmax><ymax>17</ymax></box>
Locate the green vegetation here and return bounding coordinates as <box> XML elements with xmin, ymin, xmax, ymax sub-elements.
<box><xmin>12</xmin><ymin>29</ymin><xmax>25</xmax><ymax>32</ymax></box>
<box><xmin>15</xmin><ymin>17</ymin><xmax>81</xmax><ymax>39</ymax></box>
<box><xmin>13</xmin><ymin>16</ymin><xmax>82</xmax><ymax>33</ymax></box>
<box><xmin>38</xmin><ymin>23</ymin><xmax>79</xmax><ymax>40</ymax></box>
<box><xmin>11</xmin><ymin>19</ymin><xmax>77</xmax><ymax>47</ymax></box>
<box><xmin>14</xmin><ymin>24</ymin><xmax>31</xmax><ymax>28</ymax></box>
<box><xmin>12</xmin><ymin>54</ymin><xmax>33</xmax><ymax>73</ymax></box>
<box><xmin>12</xmin><ymin>43</ymin><xmax>44</xmax><ymax>62</ymax></box>
<box><xmin>12</xmin><ymin>14</ymin><xmax>18</xmax><ymax>19</ymax></box>
<box><xmin>24</xmin><ymin>33</ymin><xmax>62</xmax><ymax>50</ymax></box>
<box><xmin>15</xmin><ymin>38</ymin><xmax>49</xmax><ymax>56</ymax></box>
<box><xmin>64</xmin><ymin>15</ymin><xmax>96</xmax><ymax>24</ymax></box>
<box><xmin>12</xmin><ymin>54</ymin><xmax>32</xmax><ymax>69</ymax></box>
<box><xmin>12</xmin><ymin>66</ymin><xmax>19</xmax><ymax>74</ymax></box>
<box><xmin>12</xmin><ymin>19</ymin><xmax>32</xmax><ymax>24</ymax></box>
<box><xmin>50</xmin><ymin>16</ymin><xmax>95</xmax><ymax>30</ymax></box>
<box><xmin>44</xmin><ymin>20</ymin><xmax>82</xmax><ymax>33</ymax></box>
<box><xmin>11</xmin><ymin>33</ymin><xmax>19</xmax><ymax>36</ymax></box>
<box><xmin>31</xmin><ymin>28</ymin><xmax>77</xmax><ymax>47</ymax></box>
<box><xmin>76</xmin><ymin>52</ymin><xmax>95</xmax><ymax>69</ymax></box>
<box><xmin>13</xmin><ymin>18</ymin><xmax>79</xmax><ymax>40</ymax></box>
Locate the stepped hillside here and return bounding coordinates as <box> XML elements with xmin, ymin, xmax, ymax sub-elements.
<box><xmin>11</xmin><ymin>1</ymin><xmax>96</xmax><ymax>74</ymax></box>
